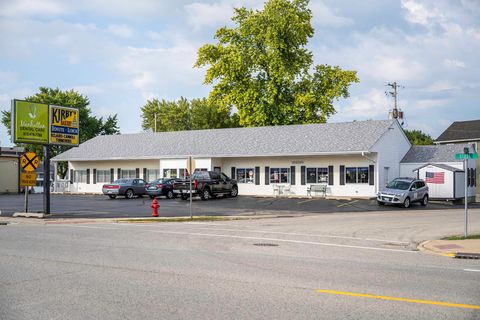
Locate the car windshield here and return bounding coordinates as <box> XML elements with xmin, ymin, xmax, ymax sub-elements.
<box><xmin>113</xmin><ymin>179</ymin><xmax>128</xmax><ymax>184</ymax></box>
<box><xmin>386</xmin><ymin>180</ymin><xmax>411</xmax><ymax>190</ymax></box>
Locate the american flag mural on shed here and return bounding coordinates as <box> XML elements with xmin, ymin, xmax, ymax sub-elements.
<box><xmin>425</xmin><ymin>172</ymin><xmax>445</xmax><ymax>184</ymax></box>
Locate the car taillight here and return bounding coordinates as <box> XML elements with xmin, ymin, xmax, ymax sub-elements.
<box><xmin>156</xmin><ymin>184</ymin><xmax>162</xmax><ymax>188</ymax></box>
<box><xmin>193</xmin><ymin>179</ymin><xmax>199</xmax><ymax>189</ymax></box>
<box><xmin>104</xmin><ymin>185</ymin><xmax>120</xmax><ymax>189</ymax></box>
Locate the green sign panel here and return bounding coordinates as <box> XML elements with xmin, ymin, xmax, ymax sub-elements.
<box><xmin>455</xmin><ymin>153</ymin><xmax>478</xmax><ymax>160</ymax></box>
<box><xmin>12</xmin><ymin>100</ymin><xmax>49</xmax><ymax>144</ymax></box>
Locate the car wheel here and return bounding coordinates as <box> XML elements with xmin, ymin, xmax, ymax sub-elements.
<box><xmin>403</xmin><ymin>197</ymin><xmax>411</xmax><ymax>208</ymax></box>
<box><xmin>125</xmin><ymin>189</ymin><xmax>134</xmax><ymax>199</ymax></box>
<box><xmin>229</xmin><ymin>186</ymin><xmax>238</xmax><ymax>197</ymax></box>
<box><xmin>421</xmin><ymin>195</ymin><xmax>428</xmax><ymax>206</ymax></box>
<box><xmin>181</xmin><ymin>194</ymin><xmax>189</xmax><ymax>200</ymax></box>
<box><xmin>377</xmin><ymin>200</ymin><xmax>384</xmax><ymax>206</ymax></box>
<box><xmin>201</xmin><ymin>188</ymin><xmax>211</xmax><ymax>201</ymax></box>
<box><xmin>108</xmin><ymin>195</ymin><xmax>117</xmax><ymax>199</ymax></box>
<box><xmin>166</xmin><ymin>190</ymin><xmax>174</xmax><ymax>199</ymax></box>
<box><xmin>149</xmin><ymin>195</ymin><xmax>155</xmax><ymax>199</ymax></box>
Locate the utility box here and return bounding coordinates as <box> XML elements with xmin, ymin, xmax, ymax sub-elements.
<box><xmin>414</xmin><ymin>163</ymin><xmax>476</xmax><ymax>201</ymax></box>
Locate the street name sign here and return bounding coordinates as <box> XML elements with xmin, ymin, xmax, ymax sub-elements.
<box><xmin>455</xmin><ymin>153</ymin><xmax>478</xmax><ymax>160</ymax></box>
<box><xmin>20</xmin><ymin>152</ymin><xmax>40</xmax><ymax>172</ymax></box>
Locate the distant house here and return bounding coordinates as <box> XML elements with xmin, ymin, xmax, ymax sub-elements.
<box><xmin>0</xmin><ymin>146</ymin><xmax>23</xmax><ymax>193</ymax></box>
<box><xmin>435</xmin><ymin>119</ymin><xmax>480</xmax><ymax>195</ymax></box>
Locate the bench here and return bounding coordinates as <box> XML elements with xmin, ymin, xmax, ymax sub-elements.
<box><xmin>307</xmin><ymin>184</ymin><xmax>327</xmax><ymax>197</ymax></box>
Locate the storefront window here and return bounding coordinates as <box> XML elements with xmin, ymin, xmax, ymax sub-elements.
<box><xmin>74</xmin><ymin>170</ymin><xmax>87</xmax><ymax>183</ymax></box>
<box><xmin>163</xmin><ymin>168</ymin><xmax>177</xmax><ymax>179</ymax></box>
<box><xmin>121</xmin><ymin>170</ymin><xmax>136</xmax><ymax>178</ymax></box>
<box><xmin>346</xmin><ymin>167</ymin><xmax>368</xmax><ymax>183</ymax></box>
<box><xmin>236</xmin><ymin>168</ymin><xmax>255</xmax><ymax>183</ymax></box>
<box><xmin>270</xmin><ymin>168</ymin><xmax>290</xmax><ymax>183</ymax></box>
<box><xmin>147</xmin><ymin>169</ymin><xmax>160</xmax><ymax>181</ymax></box>
<box><xmin>306</xmin><ymin>167</ymin><xmax>328</xmax><ymax>183</ymax></box>
<box><xmin>96</xmin><ymin>170</ymin><xmax>111</xmax><ymax>183</ymax></box>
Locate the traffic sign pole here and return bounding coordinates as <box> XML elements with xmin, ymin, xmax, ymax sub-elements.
<box><xmin>43</xmin><ymin>146</ymin><xmax>51</xmax><ymax>215</ymax></box>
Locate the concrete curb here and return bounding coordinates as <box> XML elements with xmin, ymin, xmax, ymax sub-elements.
<box><xmin>418</xmin><ymin>239</ymin><xmax>480</xmax><ymax>258</ymax></box>
<box><xmin>13</xmin><ymin>212</ymin><xmax>46</xmax><ymax>219</ymax></box>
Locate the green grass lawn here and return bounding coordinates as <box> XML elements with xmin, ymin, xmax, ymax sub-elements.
<box><xmin>442</xmin><ymin>234</ymin><xmax>480</xmax><ymax>240</ymax></box>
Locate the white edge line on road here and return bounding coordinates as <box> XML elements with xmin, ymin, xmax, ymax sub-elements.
<box><xmin>122</xmin><ymin>224</ymin><xmax>410</xmax><ymax>245</ymax></box>
<box><xmin>65</xmin><ymin>225</ymin><xmax>416</xmax><ymax>254</ymax></box>
<box><xmin>464</xmin><ymin>269</ymin><xmax>480</xmax><ymax>272</ymax></box>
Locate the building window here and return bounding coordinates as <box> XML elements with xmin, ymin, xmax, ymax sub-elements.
<box><xmin>306</xmin><ymin>167</ymin><xmax>328</xmax><ymax>183</ymax></box>
<box><xmin>346</xmin><ymin>167</ymin><xmax>369</xmax><ymax>184</ymax></box>
<box><xmin>194</xmin><ymin>168</ymin><xmax>208</xmax><ymax>172</ymax></box>
<box><xmin>121</xmin><ymin>169</ymin><xmax>136</xmax><ymax>179</ymax></box>
<box><xmin>74</xmin><ymin>170</ymin><xmax>87</xmax><ymax>183</ymax></box>
<box><xmin>163</xmin><ymin>168</ymin><xmax>177</xmax><ymax>179</ymax></box>
<box><xmin>146</xmin><ymin>169</ymin><xmax>160</xmax><ymax>181</ymax></box>
<box><xmin>270</xmin><ymin>167</ymin><xmax>290</xmax><ymax>184</ymax></box>
<box><xmin>236</xmin><ymin>168</ymin><xmax>255</xmax><ymax>183</ymax></box>
<box><xmin>96</xmin><ymin>170</ymin><xmax>111</xmax><ymax>183</ymax></box>
<box><xmin>179</xmin><ymin>168</ymin><xmax>188</xmax><ymax>178</ymax></box>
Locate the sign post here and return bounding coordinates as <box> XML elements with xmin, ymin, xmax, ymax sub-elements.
<box><xmin>455</xmin><ymin>149</ymin><xmax>479</xmax><ymax>238</ymax></box>
<box><xmin>19</xmin><ymin>152</ymin><xmax>40</xmax><ymax>213</ymax></box>
<box><xmin>187</xmin><ymin>156</ymin><xmax>193</xmax><ymax>219</ymax></box>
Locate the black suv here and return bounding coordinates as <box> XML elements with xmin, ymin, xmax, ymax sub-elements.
<box><xmin>173</xmin><ymin>171</ymin><xmax>238</xmax><ymax>200</ymax></box>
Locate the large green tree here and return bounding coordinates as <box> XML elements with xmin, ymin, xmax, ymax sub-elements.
<box><xmin>141</xmin><ymin>97</ymin><xmax>238</xmax><ymax>132</ymax></box>
<box><xmin>1</xmin><ymin>87</ymin><xmax>120</xmax><ymax>178</ymax></box>
<box><xmin>404</xmin><ymin>129</ymin><xmax>433</xmax><ymax>145</ymax></box>
<box><xmin>195</xmin><ymin>0</ymin><xmax>359</xmax><ymax>126</ymax></box>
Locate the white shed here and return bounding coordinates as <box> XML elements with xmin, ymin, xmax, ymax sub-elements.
<box><xmin>414</xmin><ymin>163</ymin><xmax>465</xmax><ymax>200</ymax></box>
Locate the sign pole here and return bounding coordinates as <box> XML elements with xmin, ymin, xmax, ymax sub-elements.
<box><xmin>44</xmin><ymin>145</ymin><xmax>51</xmax><ymax>215</ymax></box>
<box><xmin>24</xmin><ymin>184</ymin><xmax>28</xmax><ymax>213</ymax></box>
<box><xmin>464</xmin><ymin>157</ymin><xmax>468</xmax><ymax>238</ymax></box>
<box><xmin>188</xmin><ymin>156</ymin><xmax>193</xmax><ymax>219</ymax></box>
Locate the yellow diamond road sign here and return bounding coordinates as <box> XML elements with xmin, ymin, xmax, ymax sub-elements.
<box><xmin>20</xmin><ymin>152</ymin><xmax>40</xmax><ymax>172</ymax></box>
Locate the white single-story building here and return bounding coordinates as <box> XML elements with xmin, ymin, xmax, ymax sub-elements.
<box><xmin>52</xmin><ymin>119</ymin><xmax>411</xmax><ymax>197</ymax></box>
<box><xmin>51</xmin><ymin>119</ymin><xmax>476</xmax><ymax>198</ymax></box>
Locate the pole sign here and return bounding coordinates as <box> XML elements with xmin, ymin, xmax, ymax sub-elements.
<box><xmin>49</xmin><ymin>105</ymin><xmax>79</xmax><ymax>146</ymax></box>
<box><xmin>12</xmin><ymin>100</ymin><xmax>49</xmax><ymax>144</ymax></box>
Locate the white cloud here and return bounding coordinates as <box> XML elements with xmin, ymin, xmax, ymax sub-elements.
<box><xmin>0</xmin><ymin>0</ymin><xmax>67</xmax><ymax>17</ymax></box>
<box><xmin>184</xmin><ymin>2</ymin><xmax>234</xmax><ymax>31</ymax></box>
<box><xmin>425</xmin><ymin>80</ymin><xmax>461</xmax><ymax>92</ymax></box>
<box><xmin>414</xmin><ymin>98</ymin><xmax>450</xmax><ymax>110</ymax></box>
<box><xmin>443</xmin><ymin>58</ymin><xmax>466</xmax><ymax>68</ymax></box>
<box><xmin>310</xmin><ymin>1</ymin><xmax>354</xmax><ymax>28</ymax></box>
<box><xmin>401</xmin><ymin>0</ymin><xmax>440</xmax><ymax>26</ymax></box>
<box><xmin>107</xmin><ymin>24</ymin><xmax>133</xmax><ymax>38</ymax></box>
<box><xmin>337</xmin><ymin>89</ymin><xmax>389</xmax><ymax>118</ymax></box>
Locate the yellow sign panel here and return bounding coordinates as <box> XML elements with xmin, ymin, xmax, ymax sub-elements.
<box><xmin>20</xmin><ymin>172</ymin><xmax>37</xmax><ymax>186</ymax></box>
<box><xmin>20</xmin><ymin>152</ymin><xmax>40</xmax><ymax>172</ymax></box>
<box><xmin>49</xmin><ymin>105</ymin><xmax>79</xmax><ymax>146</ymax></box>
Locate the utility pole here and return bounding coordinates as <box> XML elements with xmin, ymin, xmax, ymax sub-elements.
<box><xmin>386</xmin><ymin>82</ymin><xmax>404</xmax><ymax>124</ymax></box>
<box><xmin>154</xmin><ymin>113</ymin><xmax>157</xmax><ymax>133</ymax></box>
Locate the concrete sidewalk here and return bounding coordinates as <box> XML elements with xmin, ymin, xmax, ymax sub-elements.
<box><xmin>420</xmin><ymin>239</ymin><xmax>480</xmax><ymax>257</ymax></box>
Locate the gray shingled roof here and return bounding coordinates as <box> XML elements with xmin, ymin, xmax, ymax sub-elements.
<box><xmin>401</xmin><ymin>144</ymin><xmax>469</xmax><ymax>163</ymax></box>
<box><xmin>435</xmin><ymin>119</ymin><xmax>480</xmax><ymax>142</ymax></box>
<box><xmin>52</xmin><ymin>120</ymin><xmax>396</xmax><ymax>161</ymax></box>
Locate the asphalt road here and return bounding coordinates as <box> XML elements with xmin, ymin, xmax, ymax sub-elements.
<box><xmin>1</xmin><ymin>193</ymin><xmax>478</xmax><ymax>219</ymax></box>
<box><xmin>1</xmin><ymin>213</ymin><xmax>480</xmax><ymax>320</ymax></box>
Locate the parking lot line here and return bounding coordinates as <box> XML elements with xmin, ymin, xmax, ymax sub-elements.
<box><xmin>337</xmin><ymin>200</ymin><xmax>359</xmax><ymax>208</ymax></box>
<box><xmin>316</xmin><ymin>289</ymin><xmax>480</xmax><ymax>310</ymax></box>
<box><xmin>296</xmin><ymin>199</ymin><xmax>315</xmax><ymax>204</ymax></box>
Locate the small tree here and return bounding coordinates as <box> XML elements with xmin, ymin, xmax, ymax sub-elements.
<box><xmin>404</xmin><ymin>129</ymin><xmax>433</xmax><ymax>145</ymax></box>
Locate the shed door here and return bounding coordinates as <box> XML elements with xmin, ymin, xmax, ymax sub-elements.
<box><xmin>383</xmin><ymin>167</ymin><xmax>389</xmax><ymax>186</ymax></box>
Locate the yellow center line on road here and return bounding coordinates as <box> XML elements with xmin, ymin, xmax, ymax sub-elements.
<box><xmin>337</xmin><ymin>200</ymin><xmax>359</xmax><ymax>208</ymax></box>
<box><xmin>316</xmin><ymin>289</ymin><xmax>480</xmax><ymax>310</ymax></box>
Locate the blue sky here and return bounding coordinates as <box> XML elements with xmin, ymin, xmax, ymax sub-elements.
<box><xmin>1</xmin><ymin>0</ymin><xmax>479</xmax><ymax>146</ymax></box>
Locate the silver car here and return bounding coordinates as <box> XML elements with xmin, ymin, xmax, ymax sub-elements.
<box><xmin>377</xmin><ymin>178</ymin><xmax>429</xmax><ymax>208</ymax></box>
<box><xmin>102</xmin><ymin>178</ymin><xmax>147</xmax><ymax>199</ymax></box>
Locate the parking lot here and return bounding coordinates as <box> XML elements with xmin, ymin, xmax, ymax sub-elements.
<box><xmin>1</xmin><ymin>193</ymin><xmax>478</xmax><ymax>219</ymax></box>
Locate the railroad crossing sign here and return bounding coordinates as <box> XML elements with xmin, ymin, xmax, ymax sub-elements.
<box><xmin>20</xmin><ymin>152</ymin><xmax>40</xmax><ymax>172</ymax></box>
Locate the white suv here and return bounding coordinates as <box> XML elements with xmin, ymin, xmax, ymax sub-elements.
<box><xmin>377</xmin><ymin>178</ymin><xmax>429</xmax><ymax>208</ymax></box>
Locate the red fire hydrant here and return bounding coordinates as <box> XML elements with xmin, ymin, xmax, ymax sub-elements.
<box><xmin>151</xmin><ymin>198</ymin><xmax>159</xmax><ymax>217</ymax></box>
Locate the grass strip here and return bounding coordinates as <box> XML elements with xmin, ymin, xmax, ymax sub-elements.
<box><xmin>442</xmin><ymin>234</ymin><xmax>480</xmax><ymax>240</ymax></box>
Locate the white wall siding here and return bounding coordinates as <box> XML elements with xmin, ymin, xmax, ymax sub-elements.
<box><xmin>371</xmin><ymin>121</ymin><xmax>411</xmax><ymax>189</ymax></box>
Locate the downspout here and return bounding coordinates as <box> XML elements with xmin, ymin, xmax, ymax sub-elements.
<box><xmin>361</xmin><ymin>152</ymin><xmax>377</xmax><ymax>193</ymax></box>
